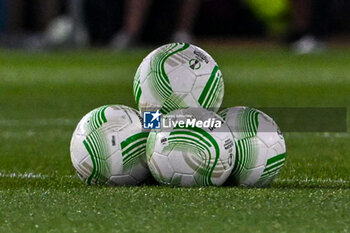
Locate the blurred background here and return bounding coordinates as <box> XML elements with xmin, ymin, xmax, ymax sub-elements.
<box><xmin>1</xmin><ymin>0</ymin><xmax>350</xmax><ymax>53</ymax></box>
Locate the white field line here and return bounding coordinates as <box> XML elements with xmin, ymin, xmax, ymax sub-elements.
<box><xmin>0</xmin><ymin>118</ymin><xmax>77</xmax><ymax>127</ymax></box>
<box><xmin>3</xmin><ymin>132</ymin><xmax>348</xmax><ymax>139</ymax></box>
<box><xmin>0</xmin><ymin>172</ymin><xmax>50</xmax><ymax>179</ymax></box>
<box><xmin>0</xmin><ymin>130</ymin><xmax>71</xmax><ymax>139</ymax></box>
<box><xmin>276</xmin><ymin>178</ymin><xmax>349</xmax><ymax>185</ymax></box>
<box><xmin>0</xmin><ymin>172</ymin><xmax>74</xmax><ymax>179</ymax></box>
<box><xmin>284</xmin><ymin>132</ymin><xmax>350</xmax><ymax>138</ymax></box>
<box><xmin>0</xmin><ymin>119</ymin><xmax>348</xmax><ymax>138</ymax></box>
<box><xmin>0</xmin><ymin>172</ymin><xmax>348</xmax><ymax>186</ymax></box>
<box><xmin>0</xmin><ymin>118</ymin><xmax>77</xmax><ymax>138</ymax></box>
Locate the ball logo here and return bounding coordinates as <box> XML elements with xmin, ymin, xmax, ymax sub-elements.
<box><xmin>189</xmin><ymin>58</ymin><xmax>201</xmax><ymax>70</ymax></box>
<box><xmin>143</xmin><ymin>110</ymin><xmax>161</xmax><ymax>129</ymax></box>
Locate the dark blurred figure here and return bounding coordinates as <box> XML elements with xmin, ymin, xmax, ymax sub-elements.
<box><xmin>111</xmin><ymin>0</ymin><xmax>200</xmax><ymax>49</ymax></box>
<box><xmin>2</xmin><ymin>0</ymin><xmax>61</xmax><ymax>48</ymax></box>
<box><xmin>288</xmin><ymin>0</ymin><xmax>332</xmax><ymax>53</ymax></box>
<box><xmin>0</xmin><ymin>0</ymin><xmax>6</xmax><ymax>34</ymax></box>
<box><xmin>7</xmin><ymin>0</ymin><xmax>60</xmax><ymax>33</ymax></box>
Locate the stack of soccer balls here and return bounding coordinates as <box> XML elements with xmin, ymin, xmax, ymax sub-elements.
<box><xmin>70</xmin><ymin>43</ymin><xmax>286</xmax><ymax>187</ymax></box>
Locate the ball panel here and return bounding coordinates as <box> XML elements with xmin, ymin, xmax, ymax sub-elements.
<box><xmin>70</xmin><ymin>105</ymin><xmax>149</xmax><ymax>186</ymax></box>
<box><xmin>163</xmin><ymin>50</ymin><xmax>184</xmax><ymax>75</ymax></box>
<box><xmin>180</xmin><ymin>44</ymin><xmax>217</xmax><ymax>76</ymax></box>
<box><xmin>148</xmin><ymin>152</ymin><xmax>175</xmax><ymax>184</ymax></box>
<box><xmin>193</xmin><ymin>66</ymin><xmax>224</xmax><ymax>112</ymax></box>
<box><xmin>178</xmin><ymin>174</ymin><xmax>196</xmax><ymax>187</ymax></box>
<box><xmin>168</xmin><ymin>150</ymin><xmax>196</xmax><ymax>175</ymax></box>
<box><xmin>150</xmin><ymin>131</ymin><xmax>173</xmax><ymax>156</ymax></box>
<box><xmin>70</xmin><ymin>132</ymin><xmax>89</xmax><ymax>165</ymax></box>
<box><xmin>168</xmin><ymin>66</ymin><xmax>196</xmax><ymax>93</ymax></box>
<box><xmin>133</xmin><ymin>43</ymin><xmax>224</xmax><ymax>114</ymax></box>
<box><xmin>73</xmin><ymin>155</ymin><xmax>93</xmax><ymax>182</ymax></box>
<box><xmin>109</xmin><ymin>175</ymin><xmax>138</xmax><ymax>186</ymax></box>
<box><xmin>218</xmin><ymin>137</ymin><xmax>235</xmax><ymax>170</ymax></box>
<box><xmin>130</xmin><ymin>160</ymin><xmax>149</xmax><ymax>182</ymax></box>
<box><xmin>176</xmin><ymin>92</ymin><xmax>198</xmax><ymax>109</ymax></box>
<box><xmin>221</xmin><ymin>106</ymin><xmax>287</xmax><ymax>187</ymax></box>
<box><xmin>106</xmin><ymin>149</ymin><xmax>123</xmax><ymax>177</ymax></box>
<box><xmin>237</xmin><ymin>165</ymin><xmax>265</xmax><ymax>187</ymax></box>
<box><xmin>147</xmin><ymin>108</ymin><xmax>235</xmax><ymax>187</ymax></box>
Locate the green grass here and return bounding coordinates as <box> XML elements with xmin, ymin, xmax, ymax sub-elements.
<box><xmin>0</xmin><ymin>47</ymin><xmax>349</xmax><ymax>233</ymax></box>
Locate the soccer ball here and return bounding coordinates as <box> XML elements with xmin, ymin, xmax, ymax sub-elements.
<box><xmin>219</xmin><ymin>107</ymin><xmax>286</xmax><ymax>187</ymax></box>
<box><xmin>146</xmin><ymin>108</ymin><xmax>235</xmax><ymax>187</ymax></box>
<box><xmin>133</xmin><ymin>43</ymin><xmax>224</xmax><ymax>114</ymax></box>
<box><xmin>70</xmin><ymin>105</ymin><xmax>149</xmax><ymax>185</ymax></box>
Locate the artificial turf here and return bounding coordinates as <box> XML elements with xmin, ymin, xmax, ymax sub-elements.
<box><xmin>0</xmin><ymin>47</ymin><xmax>349</xmax><ymax>232</ymax></box>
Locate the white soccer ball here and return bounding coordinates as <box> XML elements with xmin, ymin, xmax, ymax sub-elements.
<box><xmin>146</xmin><ymin>108</ymin><xmax>235</xmax><ymax>187</ymax></box>
<box><xmin>70</xmin><ymin>105</ymin><xmax>149</xmax><ymax>185</ymax></box>
<box><xmin>219</xmin><ymin>106</ymin><xmax>287</xmax><ymax>187</ymax></box>
<box><xmin>133</xmin><ymin>43</ymin><xmax>224</xmax><ymax>114</ymax></box>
